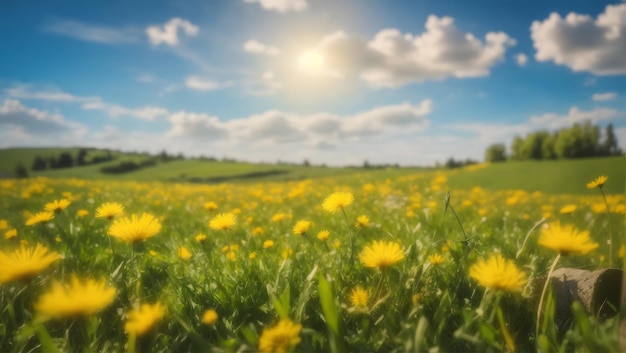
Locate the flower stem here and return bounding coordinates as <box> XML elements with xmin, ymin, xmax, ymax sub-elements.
<box><xmin>536</xmin><ymin>253</ymin><xmax>561</xmax><ymax>339</ymax></box>
<box><xmin>599</xmin><ymin>187</ymin><xmax>613</xmax><ymax>267</ymax></box>
<box><xmin>340</xmin><ymin>208</ymin><xmax>355</xmax><ymax>266</ymax></box>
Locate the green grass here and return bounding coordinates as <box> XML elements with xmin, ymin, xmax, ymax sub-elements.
<box><xmin>447</xmin><ymin>156</ymin><xmax>625</xmax><ymax>194</ymax></box>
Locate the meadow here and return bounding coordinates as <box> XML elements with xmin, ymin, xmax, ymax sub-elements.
<box><xmin>0</xmin><ymin>160</ymin><xmax>625</xmax><ymax>352</ymax></box>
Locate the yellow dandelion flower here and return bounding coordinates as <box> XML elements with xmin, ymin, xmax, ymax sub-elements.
<box><xmin>221</xmin><ymin>244</ymin><xmax>239</xmax><ymax>252</ymax></box>
<box><xmin>25</xmin><ymin>212</ymin><xmax>54</xmax><ymax>226</ymax></box>
<box><xmin>355</xmin><ymin>215</ymin><xmax>370</xmax><ymax>229</ymax></box>
<box><xmin>202</xmin><ymin>309</ymin><xmax>218</xmax><ymax>325</ymax></box>
<box><xmin>108</xmin><ymin>213</ymin><xmax>162</xmax><ymax>243</ymax></box>
<box><xmin>322</xmin><ymin>192</ymin><xmax>354</xmax><ymax>213</ymax></box>
<box><xmin>249</xmin><ymin>252</ymin><xmax>257</xmax><ymax>259</ymax></box>
<box><xmin>252</xmin><ymin>227</ymin><xmax>265</xmax><ymax>236</ymax></box>
<box><xmin>469</xmin><ymin>254</ymin><xmax>526</xmax><ymax>293</ymax></box>
<box><xmin>149</xmin><ymin>250</ymin><xmax>158</xmax><ymax>257</ymax></box>
<box><xmin>317</xmin><ymin>230</ymin><xmax>330</xmax><ymax>241</ymax></box>
<box><xmin>333</xmin><ymin>239</ymin><xmax>341</xmax><ymax>249</ymax></box>
<box><xmin>349</xmin><ymin>286</ymin><xmax>369</xmax><ymax>309</ymax></box>
<box><xmin>411</xmin><ymin>293</ymin><xmax>421</xmax><ymax>306</ymax></box>
<box><xmin>587</xmin><ymin>175</ymin><xmax>608</xmax><ymax>189</ymax></box>
<box><xmin>4</xmin><ymin>228</ymin><xmax>17</xmax><ymax>239</ymax></box>
<box><xmin>124</xmin><ymin>302</ymin><xmax>166</xmax><ymax>336</ymax></box>
<box><xmin>204</xmin><ymin>201</ymin><xmax>218</xmax><ymax>211</ymax></box>
<box><xmin>44</xmin><ymin>199</ymin><xmax>71</xmax><ymax>213</ymax></box>
<box><xmin>226</xmin><ymin>251</ymin><xmax>237</xmax><ymax>262</ymax></box>
<box><xmin>258</xmin><ymin>318</ymin><xmax>302</xmax><ymax>353</ymax></box>
<box><xmin>76</xmin><ymin>209</ymin><xmax>89</xmax><ymax>218</ymax></box>
<box><xmin>359</xmin><ymin>240</ymin><xmax>405</xmax><ymax>269</ymax></box>
<box><xmin>95</xmin><ymin>202</ymin><xmax>124</xmax><ymax>220</ymax></box>
<box><xmin>538</xmin><ymin>222</ymin><xmax>598</xmax><ymax>255</ymax></box>
<box><xmin>293</xmin><ymin>220</ymin><xmax>311</xmax><ymax>235</ymax></box>
<box><xmin>619</xmin><ymin>245</ymin><xmax>626</xmax><ymax>259</ymax></box>
<box><xmin>35</xmin><ymin>275</ymin><xmax>116</xmax><ymax>319</ymax></box>
<box><xmin>428</xmin><ymin>253</ymin><xmax>445</xmax><ymax>266</ymax></box>
<box><xmin>0</xmin><ymin>243</ymin><xmax>62</xmax><ymax>284</ymax></box>
<box><xmin>0</xmin><ymin>220</ymin><xmax>7</xmax><ymax>230</ymax></box>
<box><xmin>209</xmin><ymin>213</ymin><xmax>236</xmax><ymax>231</ymax></box>
<box><xmin>559</xmin><ymin>204</ymin><xmax>577</xmax><ymax>215</ymax></box>
<box><xmin>263</xmin><ymin>240</ymin><xmax>274</xmax><ymax>249</ymax></box>
<box><xmin>195</xmin><ymin>233</ymin><xmax>207</xmax><ymax>243</ymax></box>
<box><xmin>271</xmin><ymin>213</ymin><xmax>286</xmax><ymax>222</ymax></box>
<box><xmin>282</xmin><ymin>246</ymin><xmax>293</xmax><ymax>259</ymax></box>
<box><xmin>178</xmin><ymin>246</ymin><xmax>192</xmax><ymax>260</ymax></box>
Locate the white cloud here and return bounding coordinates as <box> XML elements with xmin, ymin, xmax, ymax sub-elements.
<box><xmin>312</xmin><ymin>16</ymin><xmax>515</xmax><ymax>88</ymax></box>
<box><xmin>42</xmin><ymin>19</ymin><xmax>140</xmax><ymax>44</ymax></box>
<box><xmin>0</xmin><ymin>99</ymin><xmax>87</xmax><ymax>138</ymax></box>
<box><xmin>243</xmin><ymin>39</ymin><xmax>281</xmax><ymax>56</ymax></box>
<box><xmin>529</xmin><ymin>106</ymin><xmax>622</xmax><ymax>129</ymax></box>
<box><xmin>166</xmin><ymin>99</ymin><xmax>432</xmax><ymax>146</ymax></box>
<box><xmin>146</xmin><ymin>17</ymin><xmax>199</xmax><ymax>46</ymax></box>
<box><xmin>82</xmin><ymin>101</ymin><xmax>169</xmax><ymax>121</ymax></box>
<box><xmin>245</xmin><ymin>71</ymin><xmax>283</xmax><ymax>96</ymax></box>
<box><xmin>592</xmin><ymin>92</ymin><xmax>617</xmax><ymax>101</ymax></box>
<box><xmin>531</xmin><ymin>4</ymin><xmax>626</xmax><ymax>75</ymax></box>
<box><xmin>244</xmin><ymin>0</ymin><xmax>308</xmax><ymax>13</ymax></box>
<box><xmin>515</xmin><ymin>53</ymin><xmax>528</xmax><ymax>66</ymax></box>
<box><xmin>5</xmin><ymin>85</ymin><xmax>99</xmax><ymax>103</ymax></box>
<box><xmin>185</xmin><ymin>76</ymin><xmax>234</xmax><ymax>91</ymax></box>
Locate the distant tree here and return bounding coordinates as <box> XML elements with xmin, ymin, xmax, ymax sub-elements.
<box><xmin>302</xmin><ymin>159</ymin><xmax>311</xmax><ymax>167</ymax></box>
<box><xmin>541</xmin><ymin>133</ymin><xmax>558</xmax><ymax>159</ymax></box>
<box><xmin>510</xmin><ymin>135</ymin><xmax>524</xmax><ymax>160</ymax></box>
<box><xmin>363</xmin><ymin>160</ymin><xmax>371</xmax><ymax>169</ymax></box>
<box><xmin>521</xmin><ymin>131</ymin><xmax>548</xmax><ymax>160</ymax></box>
<box><xmin>14</xmin><ymin>163</ymin><xmax>29</xmax><ymax>178</ymax></box>
<box><xmin>485</xmin><ymin>143</ymin><xmax>507</xmax><ymax>162</ymax></box>
<box><xmin>56</xmin><ymin>152</ymin><xmax>74</xmax><ymax>168</ymax></box>
<box><xmin>32</xmin><ymin>156</ymin><xmax>48</xmax><ymax>171</ymax></box>
<box><xmin>604</xmin><ymin>123</ymin><xmax>621</xmax><ymax>155</ymax></box>
<box><xmin>77</xmin><ymin>148</ymin><xmax>88</xmax><ymax>166</ymax></box>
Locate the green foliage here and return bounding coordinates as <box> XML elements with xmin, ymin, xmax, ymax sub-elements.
<box><xmin>484</xmin><ymin>144</ymin><xmax>506</xmax><ymax>163</ymax></box>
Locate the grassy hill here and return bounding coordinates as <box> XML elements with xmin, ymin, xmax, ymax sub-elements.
<box><xmin>447</xmin><ymin>156</ymin><xmax>625</xmax><ymax>194</ymax></box>
<box><xmin>1</xmin><ymin>147</ymin><xmax>623</xmax><ymax>194</ymax></box>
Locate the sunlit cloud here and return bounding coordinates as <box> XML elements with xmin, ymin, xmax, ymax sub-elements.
<box><xmin>146</xmin><ymin>17</ymin><xmax>199</xmax><ymax>46</ymax></box>
<box><xmin>515</xmin><ymin>53</ymin><xmax>528</xmax><ymax>66</ymax></box>
<box><xmin>244</xmin><ymin>0</ymin><xmax>308</xmax><ymax>13</ymax></box>
<box><xmin>243</xmin><ymin>39</ymin><xmax>281</xmax><ymax>56</ymax></box>
<box><xmin>592</xmin><ymin>92</ymin><xmax>617</xmax><ymax>101</ymax></box>
<box><xmin>185</xmin><ymin>76</ymin><xmax>234</xmax><ymax>91</ymax></box>
<box><xmin>531</xmin><ymin>4</ymin><xmax>626</xmax><ymax>75</ymax></box>
<box><xmin>42</xmin><ymin>19</ymin><xmax>141</xmax><ymax>44</ymax></box>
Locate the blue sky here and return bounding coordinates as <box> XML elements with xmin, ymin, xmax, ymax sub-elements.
<box><xmin>1</xmin><ymin>0</ymin><xmax>625</xmax><ymax>166</ymax></box>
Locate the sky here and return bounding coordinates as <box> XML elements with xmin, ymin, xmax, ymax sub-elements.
<box><xmin>1</xmin><ymin>0</ymin><xmax>625</xmax><ymax>166</ymax></box>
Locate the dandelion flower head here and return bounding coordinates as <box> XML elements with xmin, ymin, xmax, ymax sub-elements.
<box><xmin>349</xmin><ymin>286</ymin><xmax>369</xmax><ymax>309</ymax></box>
<box><xmin>317</xmin><ymin>230</ymin><xmax>330</xmax><ymax>241</ymax></box>
<box><xmin>25</xmin><ymin>212</ymin><xmax>54</xmax><ymax>226</ymax></box>
<box><xmin>95</xmin><ymin>202</ymin><xmax>124</xmax><ymax>220</ymax></box>
<box><xmin>293</xmin><ymin>220</ymin><xmax>312</xmax><ymax>235</ymax></box>
<box><xmin>559</xmin><ymin>204</ymin><xmax>577</xmax><ymax>215</ymax></box>
<box><xmin>538</xmin><ymin>222</ymin><xmax>598</xmax><ymax>255</ymax></box>
<box><xmin>209</xmin><ymin>213</ymin><xmax>236</xmax><ymax>231</ymax></box>
<box><xmin>44</xmin><ymin>199</ymin><xmax>71</xmax><ymax>213</ymax></box>
<box><xmin>108</xmin><ymin>213</ymin><xmax>162</xmax><ymax>243</ymax></box>
<box><xmin>178</xmin><ymin>246</ymin><xmax>192</xmax><ymax>260</ymax></box>
<box><xmin>35</xmin><ymin>275</ymin><xmax>116</xmax><ymax>319</ymax></box>
<box><xmin>359</xmin><ymin>240</ymin><xmax>405</xmax><ymax>269</ymax></box>
<box><xmin>258</xmin><ymin>318</ymin><xmax>302</xmax><ymax>353</ymax></box>
<box><xmin>0</xmin><ymin>243</ymin><xmax>62</xmax><ymax>284</ymax></box>
<box><xmin>322</xmin><ymin>192</ymin><xmax>354</xmax><ymax>213</ymax></box>
<box><xmin>355</xmin><ymin>215</ymin><xmax>370</xmax><ymax>228</ymax></box>
<box><xmin>469</xmin><ymin>254</ymin><xmax>526</xmax><ymax>293</ymax></box>
<box><xmin>587</xmin><ymin>175</ymin><xmax>608</xmax><ymax>189</ymax></box>
<box><xmin>428</xmin><ymin>253</ymin><xmax>445</xmax><ymax>266</ymax></box>
<box><xmin>202</xmin><ymin>309</ymin><xmax>218</xmax><ymax>325</ymax></box>
<box><xmin>124</xmin><ymin>302</ymin><xmax>166</xmax><ymax>336</ymax></box>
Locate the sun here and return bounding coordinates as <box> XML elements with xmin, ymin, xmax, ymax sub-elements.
<box><xmin>298</xmin><ymin>50</ymin><xmax>325</xmax><ymax>73</ymax></box>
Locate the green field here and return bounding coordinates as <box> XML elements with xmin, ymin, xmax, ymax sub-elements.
<box><xmin>1</xmin><ymin>148</ymin><xmax>624</xmax><ymax>195</ymax></box>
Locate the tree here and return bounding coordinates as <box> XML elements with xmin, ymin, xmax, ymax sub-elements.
<box><xmin>541</xmin><ymin>133</ymin><xmax>558</xmax><ymax>159</ymax></box>
<box><xmin>32</xmin><ymin>156</ymin><xmax>48</xmax><ymax>171</ymax></box>
<box><xmin>510</xmin><ymin>135</ymin><xmax>524</xmax><ymax>160</ymax></box>
<box><xmin>77</xmin><ymin>148</ymin><xmax>88</xmax><ymax>166</ymax></box>
<box><xmin>604</xmin><ymin>123</ymin><xmax>621</xmax><ymax>155</ymax></box>
<box><xmin>14</xmin><ymin>163</ymin><xmax>29</xmax><ymax>178</ymax></box>
<box><xmin>56</xmin><ymin>152</ymin><xmax>74</xmax><ymax>168</ymax></box>
<box><xmin>485</xmin><ymin>143</ymin><xmax>507</xmax><ymax>162</ymax></box>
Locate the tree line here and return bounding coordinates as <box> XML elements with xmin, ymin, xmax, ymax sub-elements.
<box><xmin>485</xmin><ymin>122</ymin><xmax>621</xmax><ymax>162</ymax></box>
